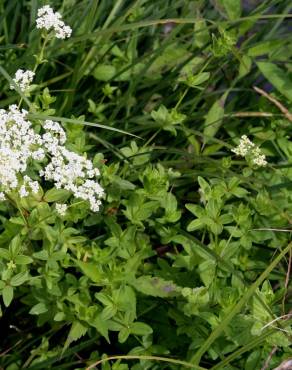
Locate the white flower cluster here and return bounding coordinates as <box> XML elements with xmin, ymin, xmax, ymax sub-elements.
<box><xmin>232</xmin><ymin>135</ymin><xmax>267</xmax><ymax>167</ymax></box>
<box><xmin>55</xmin><ymin>203</ymin><xmax>67</xmax><ymax>216</ymax></box>
<box><xmin>36</xmin><ymin>5</ymin><xmax>72</xmax><ymax>39</ymax></box>
<box><xmin>19</xmin><ymin>176</ymin><xmax>40</xmax><ymax>197</ymax></box>
<box><xmin>10</xmin><ymin>69</ymin><xmax>35</xmax><ymax>93</ymax></box>
<box><xmin>0</xmin><ymin>105</ymin><xmax>104</xmax><ymax>212</ymax></box>
<box><xmin>40</xmin><ymin>145</ymin><xmax>104</xmax><ymax>212</ymax></box>
<box><xmin>0</xmin><ymin>105</ymin><xmax>44</xmax><ymax>192</ymax></box>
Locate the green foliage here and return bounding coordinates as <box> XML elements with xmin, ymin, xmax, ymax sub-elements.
<box><xmin>0</xmin><ymin>1</ymin><xmax>292</xmax><ymax>369</ymax></box>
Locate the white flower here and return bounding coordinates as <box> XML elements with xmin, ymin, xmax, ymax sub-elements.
<box><xmin>44</xmin><ymin>120</ymin><xmax>66</xmax><ymax>144</ymax></box>
<box><xmin>56</xmin><ymin>203</ymin><xmax>68</xmax><ymax>216</ymax></box>
<box><xmin>0</xmin><ymin>105</ymin><xmax>43</xmax><ymax>191</ymax></box>
<box><xmin>10</xmin><ymin>69</ymin><xmax>35</xmax><ymax>93</ymax></box>
<box><xmin>232</xmin><ymin>135</ymin><xmax>267</xmax><ymax>167</ymax></box>
<box><xmin>36</xmin><ymin>5</ymin><xmax>72</xmax><ymax>39</ymax></box>
<box><xmin>23</xmin><ymin>176</ymin><xmax>39</xmax><ymax>194</ymax></box>
<box><xmin>251</xmin><ymin>147</ymin><xmax>267</xmax><ymax>167</ymax></box>
<box><xmin>0</xmin><ymin>192</ymin><xmax>6</xmax><ymax>201</ymax></box>
<box><xmin>31</xmin><ymin>148</ymin><xmax>45</xmax><ymax>161</ymax></box>
<box><xmin>19</xmin><ymin>185</ymin><xmax>29</xmax><ymax>197</ymax></box>
<box><xmin>0</xmin><ymin>104</ymin><xmax>104</xmax><ymax>211</ymax></box>
<box><xmin>231</xmin><ymin>135</ymin><xmax>254</xmax><ymax>157</ymax></box>
<box><xmin>42</xmin><ymin>147</ymin><xmax>104</xmax><ymax>212</ymax></box>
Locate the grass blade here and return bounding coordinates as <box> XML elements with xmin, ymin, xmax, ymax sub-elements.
<box><xmin>28</xmin><ymin>113</ymin><xmax>141</xmax><ymax>138</ymax></box>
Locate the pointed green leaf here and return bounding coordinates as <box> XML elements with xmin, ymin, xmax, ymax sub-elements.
<box><xmin>2</xmin><ymin>285</ymin><xmax>13</xmax><ymax>307</ymax></box>
<box><xmin>130</xmin><ymin>322</ymin><xmax>153</xmax><ymax>336</ymax></box>
<box><xmin>44</xmin><ymin>188</ymin><xmax>71</xmax><ymax>202</ymax></box>
<box><xmin>15</xmin><ymin>255</ymin><xmax>33</xmax><ymax>264</ymax></box>
<box><xmin>257</xmin><ymin>61</ymin><xmax>292</xmax><ymax>102</ymax></box>
<box><xmin>203</xmin><ymin>93</ymin><xmax>227</xmax><ymax>142</ymax></box>
<box><xmin>187</xmin><ymin>219</ymin><xmax>204</xmax><ymax>232</ymax></box>
<box><xmin>130</xmin><ymin>276</ymin><xmax>179</xmax><ymax>298</ymax></box>
<box><xmin>75</xmin><ymin>260</ymin><xmax>104</xmax><ymax>284</ymax></box>
<box><xmin>10</xmin><ymin>271</ymin><xmax>28</xmax><ymax>286</ymax></box>
<box><xmin>29</xmin><ymin>302</ymin><xmax>48</xmax><ymax>315</ymax></box>
<box><xmin>221</xmin><ymin>0</ymin><xmax>241</xmax><ymax>20</ymax></box>
<box><xmin>64</xmin><ymin>321</ymin><xmax>88</xmax><ymax>351</ymax></box>
<box><xmin>0</xmin><ymin>248</ymin><xmax>10</xmax><ymax>260</ymax></box>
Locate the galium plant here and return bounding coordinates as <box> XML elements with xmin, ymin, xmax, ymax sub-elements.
<box><xmin>1</xmin><ymin>6</ymin><xmax>103</xmax><ymax>217</ymax></box>
<box><xmin>1</xmin><ymin>1</ymin><xmax>292</xmax><ymax>370</ymax></box>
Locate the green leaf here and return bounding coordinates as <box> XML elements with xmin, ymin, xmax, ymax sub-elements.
<box><xmin>43</xmin><ymin>188</ymin><xmax>71</xmax><ymax>202</ymax></box>
<box><xmin>206</xmin><ymin>199</ymin><xmax>221</xmax><ymax>219</ymax></box>
<box><xmin>187</xmin><ymin>219</ymin><xmax>204</xmax><ymax>232</ymax></box>
<box><xmin>245</xmin><ymin>350</ymin><xmax>262</xmax><ymax>370</ymax></box>
<box><xmin>101</xmin><ymin>305</ymin><xmax>117</xmax><ymax>320</ymax></box>
<box><xmin>2</xmin><ymin>285</ymin><xmax>13</xmax><ymax>307</ymax></box>
<box><xmin>185</xmin><ymin>204</ymin><xmax>205</xmax><ymax>218</ymax></box>
<box><xmin>151</xmin><ymin>105</ymin><xmax>186</xmax><ymax>135</ymax></box>
<box><xmin>198</xmin><ymin>177</ymin><xmax>211</xmax><ymax>200</ymax></box>
<box><xmin>203</xmin><ymin>93</ymin><xmax>227</xmax><ymax>142</ymax></box>
<box><xmin>14</xmin><ymin>255</ymin><xmax>33</xmax><ymax>264</ymax></box>
<box><xmin>193</xmin><ymin>19</ymin><xmax>210</xmax><ymax>48</ymax></box>
<box><xmin>9</xmin><ymin>235</ymin><xmax>21</xmax><ymax>257</ymax></box>
<box><xmin>29</xmin><ymin>302</ymin><xmax>48</xmax><ymax>315</ymax></box>
<box><xmin>198</xmin><ymin>261</ymin><xmax>216</xmax><ymax>287</ymax></box>
<box><xmin>54</xmin><ymin>312</ymin><xmax>66</xmax><ymax>321</ymax></box>
<box><xmin>181</xmin><ymin>72</ymin><xmax>210</xmax><ymax>88</ymax></box>
<box><xmin>75</xmin><ymin>260</ymin><xmax>105</xmax><ymax>284</ymax></box>
<box><xmin>130</xmin><ymin>276</ymin><xmax>179</xmax><ymax>298</ymax></box>
<box><xmin>115</xmin><ymin>285</ymin><xmax>136</xmax><ymax>314</ymax></box>
<box><xmin>158</xmin><ymin>193</ymin><xmax>181</xmax><ymax>223</ymax></box>
<box><xmin>190</xmin><ymin>72</ymin><xmax>210</xmax><ymax>86</ymax></box>
<box><xmin>93</xmin><ymin>65</ymin><xmax>116</xmax><ymax>81</ymax></box>
<box><xmin>238</xmin><ymin>55</ymin><xmax>252</xmax><ymax>79</ymax></box>
<box><xmin>123</xmin><ymin>194</ymin><xmax>159</xmax><ymax>225</ymax></box>
<box><xmin>221</xmin><ymin>0</ymin><xmax>241</xmax><ymax>20</ymax></box>
<box><xmin>0</xmin><ymin>248</ymin><xmax>10</xmax><ymax>260</ymax></box>
<box><xmin>118</xmin><ymin>327</ymin><xmax>130</xmax><ymax>343</ymax></box>
<box><xmin>33</xmin><ymin>250</ymin><xmax>49</xmax><ymax>260</ymax></box>
<box><xmin>247</xmin><ymin>40</ymin><xmax>285</xmax><ymax>57</ymax></box>
<box><xmin>130</xmin><ymin>322</ymin><xmax>153</xmax><ymax>336</ymax></box>
<box><xmin>10</xmin><ymin>271</ymin><xmax>28</xmax><ymax>286</ymax></box>
<box><xmin>92</xmin><ymin>314</ymin><xmax>110</xmax><ymax>342</ymax></box>
<box><xmin>64</xmin><ymin>321</ymin><xmax>88</xmax><ymax>351</ymax></box>
<box><xmin>256</xmin><ymin>61</ymin><xmax>292</xmax><ymax>102</ymax></box>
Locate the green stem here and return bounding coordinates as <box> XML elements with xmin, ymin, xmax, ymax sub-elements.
<box><xmin>143</xmin><ymin>128</ymin><xmax>161</xmax><ymax>147</ymax></box>
<box><xmin>191</xmin><ymin>242</ymin><xmax>292</xmax><ymax>365</ymax></box>
<box><xmin>18</xmin><ymin>33</ymin><xmax>49</xmax><ymax>109</ymax></box>
<box><xmin>33</xmin><ymin>34</ymin><xmax>49</xmax><ymax>73</ymax></box>
<box><xmin>86</xmin><ymin>355</ymin><xmax>207</xmax><ymax>370</ymax></box>
<box><xmin>4</xmin><ymin>194</ymin><xmax>28</xmax><ymax>227</ymax></box>
<box><xmin>175</xmin><ymin>87</ymin><xmax>189</xmax><ymax>110</ymax></box>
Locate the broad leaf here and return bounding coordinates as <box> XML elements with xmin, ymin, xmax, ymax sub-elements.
<box><xmin>257</xmin><ymin>61</ymin><xmax>292</xmax><ymax>102</ymax></box>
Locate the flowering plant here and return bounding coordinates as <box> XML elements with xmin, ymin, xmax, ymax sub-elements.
<box><xmin>1</xmin><ymin>2</ymin><xmax>292</xmax><ymax>369</ymax></box>
<box><xmin>1</xmin><ymin>6</ymin><xmax>103</xmax><ymax>218</ymax></box>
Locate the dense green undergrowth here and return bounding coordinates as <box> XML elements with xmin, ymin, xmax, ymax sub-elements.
<box><xmin>0</xmin><ymin>0</ymin><xmax>292</xmax><ymax>369</ymax></box>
